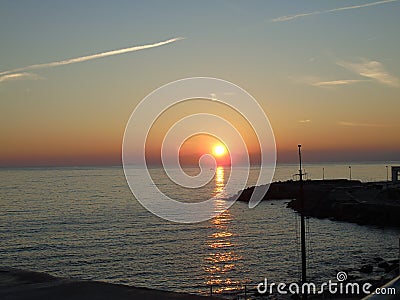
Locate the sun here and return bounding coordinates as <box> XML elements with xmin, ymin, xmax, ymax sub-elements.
<box><xmin>213</xmin><ymin>144</ymin><xmax>226</xmax><ymax>157</ymax></box>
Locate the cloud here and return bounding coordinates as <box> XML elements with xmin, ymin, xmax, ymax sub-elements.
<box><xmin>0</xmin><ymin>37</ymin><xmax>184</xmax><ymax>81</ymax></box>
<box><xmin>337</xmin><ymin>59</ymin><xmax>400</xmax><ymax>87</ymax></box>
<box><xmin>338</xmin><ymin>121</ymin><xmax>395</xmax><ymax>128</ymax></box>
<box><xmin>271</xmin><ymin>0</ymin><xmax>399</xmax><ymax>22</ymax></box>
<box><xmin>294</xmin><ymin>58</ymin><xmax>399</xmax><ymax>88</ymax></box>
<box><xmin>312</xmin><ymin>79</ymin><xmax>368</xmax><ymax>87</ymax></box>
<box><xmin>0</xmin><ymin>72</ymin><xmax>43</xmax><ymax>83</ymax></box>
<box><xmin>293</xmin><ymin>76</ymin><xmax>367</xmax><ymax>87</ymax></box>
<box><xmin>299</xmin><ymin>119</ymin><xmax>311</xmax><ymax>123</ymax></box>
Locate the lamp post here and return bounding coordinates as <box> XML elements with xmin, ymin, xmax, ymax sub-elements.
<box><xmin>298</xmin><ymin>145</ymin><xmax>307</xmax><ymax>300</ymax></box>
<box><xmin>386</xmin><ymin>166</ymin><xmax>389</xmax><ymax>182</ymax></box>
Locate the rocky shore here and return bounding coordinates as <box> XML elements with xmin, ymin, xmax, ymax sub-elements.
<box><xmin>235</xmin><ymin>179</ymin><xmax>400</xmax><ymax>227</ymax></box>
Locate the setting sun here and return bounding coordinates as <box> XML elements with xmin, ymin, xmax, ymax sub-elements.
<box><xmin>213</xmin><ymin>144</ymin><xmax>226</xmax><ymax>157</ymax></box>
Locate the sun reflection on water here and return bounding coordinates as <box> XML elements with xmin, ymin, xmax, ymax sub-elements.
<box><xmin>213</xmin><ymin>166</ymin><xmax>225</xmax><ymax>198</ymax></box>
<box><xmin>203</xmin><ymin>166</ymin><xmax>250</xmax><ymax>295</ymax></box>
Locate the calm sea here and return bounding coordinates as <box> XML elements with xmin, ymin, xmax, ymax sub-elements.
<box><xmin>0</xmin><ymin>163</ymin><xmax>399</xmax><ymax>296</ymax></box>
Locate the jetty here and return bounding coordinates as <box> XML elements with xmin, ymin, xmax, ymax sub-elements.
<box><xmin>234</xmin><ymin>178</ymin><xmax>400</xmax><ymax>227</ymax></box>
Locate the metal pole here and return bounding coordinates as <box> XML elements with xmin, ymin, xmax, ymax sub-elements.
<box><xmin>386</xmin><ymin>166</ymin><xmax>389</xmax><ymax>189</ymax></box>
<box><xmin>386</xmin><ymin>166</ymin><xmax>389</xmax><ymax>182</ymax></box>
<box><xmin>298</xmin><ymin>145</ymin><xmax>307</xmax><ymax>299</ymax></box>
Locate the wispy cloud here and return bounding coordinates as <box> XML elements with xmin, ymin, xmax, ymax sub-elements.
<box><xmin>338</xmin><ymin>121</ymin><xmax>395</xmax><ymax>128</ymax></box>
<box><xmin>0</xmin><ymin>37</ymin><xmax>184</xmax><ymax>81</ymax></box>
<box><xmin>271</xmin><ymin>0</ymin><xmax>399</xmax><ymax>22</ymax></box>
<box><xmin>312</xmin><ymin>79</ymin><xmax>368</xmax><ymax>87</ymax></box>
<box><xmin>293</xmin><ymin>76</ymin><xmax>367</xmax><ymax>87</ymax></box>
<box><xmin>0</xmin><ymin>72</ymin><xmax>43</xmax><ymax>83</ymax></box>
<box><xmin>299</xmin><ymin>119</ymin><xmax>311</xmax><ymax>123</ymax></box>
<box><xmin>337</xmin><ymin>59</ymin><xmax>400</xmax><ymax>87</ymax></box>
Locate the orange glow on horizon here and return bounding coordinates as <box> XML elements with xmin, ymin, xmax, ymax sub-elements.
<box><xmin>176</xmin><ymin>135</ymin><xmax>232</xmax><ymax>167</ymax></box>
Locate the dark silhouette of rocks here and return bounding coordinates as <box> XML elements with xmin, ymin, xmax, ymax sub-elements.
<box><xmin>360</xmin><ymin>265</ymin><xmax>374</xmax><ymax>274</ymax></box>
<box><xmin>378</xmin><ymin>261</ymin><xmax>390</xmax><ymax>271</ymax></box>
<box><xmin>234</xmin><ymin>179</ymin><xmax>400</xmax><ymax>227</ymax></box>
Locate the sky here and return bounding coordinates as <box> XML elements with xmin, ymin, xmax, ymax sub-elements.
<box><xmin>1</xmin><ymin>0</ymin><xmax>400</xmax><ymax>167</ymax></box>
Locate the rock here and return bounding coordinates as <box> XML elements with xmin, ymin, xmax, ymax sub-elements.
<box><xmin>377</xmin><ymin>261</ymin><xmax>390</xmax><ymax>271</ymax></box>
<box><xmin>386</xmin><ymin>263</ymin><xmax>399</xmax><ymax>273</ymax></box>
<box><xmin>360</xmin><ymin>265</ymin><xmax>373</xmax><ymax>274</ymax></box>
<box><xmin>388</xmin><ymin>259</ymin><xmax>399</xmax><ymax>264</ymax></box>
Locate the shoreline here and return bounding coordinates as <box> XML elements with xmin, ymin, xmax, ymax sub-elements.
<box><xmin>0</xmin><ymin>267</ymin><xmax>217</xmax><ymax>300</ymax></box>
<box><xmin>2</xmin><ymin>266</ymin><xmax>398</xmax><ymax>300</ymax></box>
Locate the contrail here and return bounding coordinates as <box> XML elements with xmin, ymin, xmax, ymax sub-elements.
<box><xmin>271</xmin><ymin>0</ymin><xmax>398</xmax><ymax>22</ymax></box>
<box><xmin>0</xmin><ymin>37</ymin><xmax>184</xmax><ymax>77</ymax></box>
<box><xmin>0</xmin><ymin>72</ymin><xmax>41</xmax><ymax>83</ymax></box>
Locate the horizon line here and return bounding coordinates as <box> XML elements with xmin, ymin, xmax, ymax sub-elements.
<box><xmin>2</xmin><ymin>160</ymin><xmax>400</xmax><ymax>169</ymax></box>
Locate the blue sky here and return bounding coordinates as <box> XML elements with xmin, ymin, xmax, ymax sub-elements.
<box><xmin>1</xmin><ymin>1</ymin><xmax>400</xmax><ymax>166</ymax></box>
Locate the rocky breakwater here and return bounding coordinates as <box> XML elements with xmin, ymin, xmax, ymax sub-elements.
<box><xmin>234</xmin><ymin>180</ymin><xmax>400</xmax><ymax>227</ymax></box>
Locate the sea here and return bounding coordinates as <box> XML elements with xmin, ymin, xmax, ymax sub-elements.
<box><xmin>0</xmin><ymin>162</ymin><xmax>399</xmax><ymax>297</ymax></box>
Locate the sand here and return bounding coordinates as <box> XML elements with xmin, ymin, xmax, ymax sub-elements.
<box><xmin>0</xmin><ymin>268</ymin><xmax>217</xmax><ymax>300</ymax></box>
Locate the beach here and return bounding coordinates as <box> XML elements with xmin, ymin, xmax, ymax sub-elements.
<box><xmin>0</xmin><ymin>268</ymin><xmax>217</xmax><ymax>300</ymax></box>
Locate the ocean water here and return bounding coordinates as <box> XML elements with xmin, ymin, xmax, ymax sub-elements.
<box><xmin>0</xmin><ymin>163</ymin><xmax>399</xmax><ymax>296</ymax></box>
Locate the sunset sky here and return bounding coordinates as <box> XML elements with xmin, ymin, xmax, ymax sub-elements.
<box><xmin>1</xmin><ymin>1</ymin><xmax>400</xmax><ymax>167</ymax></box>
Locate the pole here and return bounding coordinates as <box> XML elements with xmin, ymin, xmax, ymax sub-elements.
<box><xmin>298</xmin><ymin>145</ymin><xmax>307</xmax><ymax>299</ymax></box>
<box><xmin>322</xmin><ymin>167</ymin><xmax>325</xmax><ymax>181</ymax></box>
<box><xmin>386</xmin><ymin>166</ymin><xmax>389</xmax><ymax>182</ymax></box>
<box><xmin>386</xmin><ymin>166</ymin><xmax>389</xmax><ymax>189</ymax></box>
<box><xmin>349</xmin><ymin>166</ymin><xmax>352</xmax><ymax>181</ymax></box>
